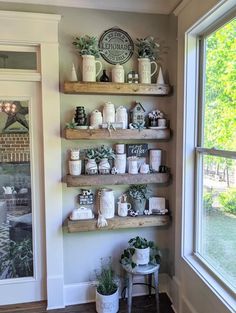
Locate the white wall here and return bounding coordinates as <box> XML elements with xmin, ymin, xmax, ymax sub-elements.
<box><xmin>0</xmin><ymin>2</ymin><xmax>177</xmax><ymax>306</ymax></box>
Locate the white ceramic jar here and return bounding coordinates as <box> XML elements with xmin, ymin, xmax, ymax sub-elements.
<box><xmin>99</xmin><ymin>188</ymin><xmax>115</xmax><ymax>219</ymax></box>
<box><xmin>103</xmin><ymin>102</ymin><xmax>115</xmax><ymax>124</ymax></box>
<box><xmin>149</xmin><ymin>149</ymin><xmax>162</xmax><ymax>172</ymax></box>
<box><xmin>115</xmin><ymin>106</ymin><xmax>128</xmax><ymax>129</ymax></box>
<box><xmin>114</xmin><ymin>153</ymin><xmax>126</xmax><ymax>174</ymax></box>
<box><xmin>90</xmin><ymin>110</ymin><xmax>102</xmax><ymax>128</ymax></box>
<box><xmin>112</xmin><ymin>64</ymin><xmax>125</xmax><ymax>83</ymax></box>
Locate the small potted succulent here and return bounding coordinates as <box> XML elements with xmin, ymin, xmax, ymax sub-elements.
<box><xmin>97</xmin><ymin>145</ymin><xmax>115</xmax><ymax>175</ymax></box>
<box><xmin>72</xmin><ymin>35</ymin><xmax>102</xmax><ymax>82</ymax></box>
<box><xmin>127</xmin><ymin>184</ymin><xmax>150</xmax><ymax>215</ymax></box>
<box><xmin>120</xmin><ymin>236</ymin><xmax>161</xmax><ymax>268</ymax></box>
<box><xmin>95</xmin><ymin>257</ymin><xmax>119</xmax><ymax>313</ymax></box>
<box><xmin>85</xmin><ymin>147</ymin><xmax>99</xmax><ymax>175</ymax></box>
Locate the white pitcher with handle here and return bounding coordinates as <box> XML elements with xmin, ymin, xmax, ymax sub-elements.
<box><xmin>138</xmin><ymin>57</ymin><xmax>158</xmax><ymax>84</ymax></box>
<box><xmin>82</xmin><ymin>55</ymin><xmax>102</xmax><ymax>82</ymax></box>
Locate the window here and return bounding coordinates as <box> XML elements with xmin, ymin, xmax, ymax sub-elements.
<box><xmin>196</xmin><ymin>17</ymin><xmax>236</xmax><ymax>291</ymax></box>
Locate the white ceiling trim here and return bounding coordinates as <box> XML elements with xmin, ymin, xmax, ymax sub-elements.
<box><xmin>0</xmin><ymin>0</ymin><xmax>184</xmax><ymax>15</ymax></box>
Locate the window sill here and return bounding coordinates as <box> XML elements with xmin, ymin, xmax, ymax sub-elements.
<box><xmin>182</xmin><ymin>253</ymin><xmax>236</xmax><ymax>312</ymax></box>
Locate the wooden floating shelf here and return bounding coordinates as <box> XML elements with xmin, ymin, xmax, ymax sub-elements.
<box><xmin>65</xmin><ymin>128</ymin><xmax>171</xmax><ymax>140</ymax></box>
<box><xmin>63</xmin><ymin>81</ymin><xmax>171</xmax><ymax>96</ymax></box>
<box><xmin>66</xmin><ymin>172</ymin><xmax>170</xmax><ymax>187</ymax></box>
<box><xmin>64</xmin><ymin>215</ymin><xmax>170</xmax><ymax>233</ymax></box>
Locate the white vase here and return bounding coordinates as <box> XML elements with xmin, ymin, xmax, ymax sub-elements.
<box><xmin>99</xmin><ymin>158</ymin><xmax>111</xmax><ymax>174</ymax></box>
<box><xmin>132</xmin><ymin>247</ymin><xmax>150</xmax><ymax>265</ymax></box>
<box><xmin>138</xmin><ymin>58</ymin><xmax>158</xmax><ymax>84</ymax></box>
<box><xmin>85</xmin><ymin>159</ymin><xmax>98</xmax><ymax>175</ymax></box>
<box><xmin>96</xmin><ymin>288</ymin><xmax>119</xmax><ymax>313</ymax></box>
<box><xmin>99</xmin><ymin>188</ymin><xmax>115</xmax><ymax>219</ymax></box>
<box><xmin>82</xmin><ymin>55</ymin><xmax>102</xmax><ymax>82</ymax></box>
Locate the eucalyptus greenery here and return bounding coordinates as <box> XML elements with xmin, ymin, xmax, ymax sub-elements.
<box><xmin>127</xmin><ymin>184</ymin><xmax>150</xmax><ymax>201</ymax></box>
<box><xmin>73</xmin><ymin>35</ymin><xmax>100</xmax><ymax>58</ymax></box>
<box><xmin>85</xmin><ymin>147</ymin><xmax>99</xmax><ymax>160</ymax></box>
<box><xmin>95</xmin><ymin>257</ymin><xmax>118</xmax><ymax>295</ymax></box>
<box><xmin>135</xmin><ymin>36</ymin><xmax>160</xmax><ymax>61</ymax></box>
<box><xmin>120</xmin><ymin>236</ymin><xmax>161</xmax><ymax>269</ymax></box>
<box><xmin>97</xmin><ymin>145</ymin><xmax>115</xmax><ymax>161</ymax></box>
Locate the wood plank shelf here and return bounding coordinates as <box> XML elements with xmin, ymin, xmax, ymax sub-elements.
<box><xmin>66</xmin><ymin>172</ymin><xmax>170</xmax><ymax>187</ymax></box>
<box><xmin>63</xmin><ymin>81</ymin><xmax>171</xmax><ymax>96</ymax></box>
<box><xmin>64</xmin><ymin>215</ymin><xmax>170</xmax><ymax>233</ymax></box>
<box><xmin>65</xmin><ymin>128</ymin><xmax>171</xmax><ymax>140</ymax></box>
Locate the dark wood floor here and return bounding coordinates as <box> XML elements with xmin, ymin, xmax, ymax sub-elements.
<box><xmin>0</xmin><ymin>293</ymin><xmax>174</xmax><ymax>313</ymax></box>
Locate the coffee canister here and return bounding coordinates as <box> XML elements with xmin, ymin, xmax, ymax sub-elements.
<box><xmin>112</xmin><ymin>64</ymin><xmax>125</xmax><ymax>83</ymax></box>
<box><xmin>149</xmin><ymin>149</ymin><xmax>162</xmax><ymax>172</ymax></box>
<box><xmin>103</xmin><ymin>102</ymin><xmax>115</xmax><ymax>124</ymax></box>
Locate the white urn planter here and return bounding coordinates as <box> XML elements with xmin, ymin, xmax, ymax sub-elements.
<box><xmin>82</xmin><ymin>55</ymin><xmax>102</xmax><ymax>82</ymax></box>
<box><xmin>96</xmin><ymin>288</ymin><xmax>119</xmax><ymax>313</ymax></box>
<box><xmin>138</xmin><ymin>58</ymin><xmax>158</xmax><ymax>84</ymax></box>
<box><xmin>132</xmin><ymin>247</ymin><xmax>150</xmax><ymax>265</ymax></box>
<box><xmin>86</xmin><ymin>159</ymin><xmax>98</xmax><ymax>175</ymax></box>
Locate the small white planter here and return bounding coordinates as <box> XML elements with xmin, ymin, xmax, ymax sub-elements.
<box><xmin>96</xmin><ymin>288</ymin><xmax>119</xmax><ymax>313</ymax></box>
<box><xmin>132</xmin><ymin>247</ymin><xmax>150</xmax><ymax>265</ymax></box>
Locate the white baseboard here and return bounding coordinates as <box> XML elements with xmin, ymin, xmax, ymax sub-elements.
<box><xmin>169</xmin><ymin>275</ymin><xmax>181</xmax><ymax>313</ymax></box>
<box><xmin>64</xmin><ymin>273</ymin><xmax>169</xmax><ymax>306</ymax></box>
<box><xmin>47</xmin><ymin>275</ymin><xmax>65</xmax><ymax>309</ymax></box>
<box><xmin>181</xmin><ymin>295</ymin><xmax>199</xmax><ymax>313</ymax></box>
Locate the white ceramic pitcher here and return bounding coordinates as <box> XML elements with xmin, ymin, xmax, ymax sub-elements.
<box><xmin>138</xmin><ymin>58</ymin><xmax>158</xmax><ymax>84</ymax></box>
<box><xmin>82</xmin><ymin>55</ymin><xmax>102</xmax><ymax>82</ymax></box>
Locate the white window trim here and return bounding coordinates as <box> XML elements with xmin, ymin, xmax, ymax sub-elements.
<box><xmin>182</xmin><ymin>1</ymin><xmax>236</xmax><ymax>311</ymax></box>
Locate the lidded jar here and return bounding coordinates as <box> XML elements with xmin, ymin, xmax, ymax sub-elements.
<box><xmin>103</xmin><ymin>101</ymin><xmax>115</xmax><ymax>124</ymax></box>
<box><xmin>115</xmin><ymin>106</ymin><xmax>128</xmax><ymax>129</ymax></box>
<box><xmin>90</xmin><ymin>110</ymin><xmax>102</xmax><ymax>129</ymax></box>
<box><xmin>112</xmin><ymin>64</ymin><xmax>125</xmax><ymax>83</ymax></box>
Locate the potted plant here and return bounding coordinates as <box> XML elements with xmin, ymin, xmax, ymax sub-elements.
<box><xmin>135</xmin><ymin>36</ymin><xmax>160</xmax><ymax>83</ymax></box>
<box><xmin>95</xmin><ymin>257</ymin><xmax>119</xmax><ymax>313</ymax></box>
<box><xmin>120</xmin><ymin>236</ymin><xmax>161</xmax><ymax>268</ymax></box>
<box><xmin>148</xmin><ymin>109</ymin><xmax>165</xmax><ymax>127</ymax></box>
<box><xmin>85</xmin><ymin>147</ymin><xmax>99</xmax><ymax>175</ymax></box>
<box><xmin>127</xmin><ymin>184</ymin><xmax>150</xmax><ymax>215</ymax></box>
<box><xmin>72</xmin><ymin>35</ymin><xmax>102</xmax><ymax>82</ymax></box>
<box><xmin>97</xmin><ymin>145</ymin><xmax>115</xmax><ymax>175</ymax></box>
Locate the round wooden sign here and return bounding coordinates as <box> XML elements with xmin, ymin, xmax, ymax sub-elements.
<box><xmin>99</xmin><ymin>27</ymin><xmax>134</xmax><ymax>64</ymax></box>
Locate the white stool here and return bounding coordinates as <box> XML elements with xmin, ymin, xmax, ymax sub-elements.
<box><xmin>122</xmin><ymin>263</ymin><xmax>160</xmax><ymax>313</ymax></box>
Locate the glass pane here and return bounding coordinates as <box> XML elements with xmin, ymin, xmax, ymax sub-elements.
<box><xmin>201</xmin><ymin>155</ymin><xmax>236</xmax><ymax>289</ymax></box>
<box><xmin>203</xmin><ymin>18</ymin><xmax>236</xmax><ymax>150</ymax></box>
<box><xmin>0</xmin><ymin>51</ymin><xmax>37</xmax><ymax>70</ymax></box>
<box><xmin>0</xmin><ymin>100</ymin><xmax>33</xmax><ymax>279</ymax></box>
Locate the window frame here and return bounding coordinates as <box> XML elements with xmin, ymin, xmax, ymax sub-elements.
<box><xmin>182</xmin><ymin>2</ymin><xmax>236</xmax><ymax>311</ymax></box>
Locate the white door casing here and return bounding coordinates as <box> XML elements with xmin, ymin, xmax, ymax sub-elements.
<box><xmin>0</xmin><ymin>11</ymin><xmax>64</xmax><ymax>309</ymax></box>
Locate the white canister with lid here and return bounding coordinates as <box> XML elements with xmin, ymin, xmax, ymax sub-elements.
<box><xmin>115</xmin><ymin>106</ymin><xmax>128</xmax><ymax>129</ymax></box>
<box><xmin>112</xmin><ymin>64</ymin><xmax>125</xmax><ymax>83</ymax></box>
<box><xmin>90</xmin><ymin>110</ymin><xmax>102</xmax><ymax>128</ymax></box>
<box><xmin>103</xmin><ymin>102</ymin><xmax>115</xmax><ymax>124</ymax></box>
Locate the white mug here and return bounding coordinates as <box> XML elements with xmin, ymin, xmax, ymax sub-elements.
<box><xmin>117</xmin><ymin>202</ymin><xmax>132</xmax><ymax>217</ymax></box>
<box><xmin>140</xmin><ymin>163</ymin><xmax>149</xmax><ymax>174</ymax></box>
<box><xmin>69</xmin><ymin>160</ymin><xmax>82</xmax><ymax>175</ymax></box>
